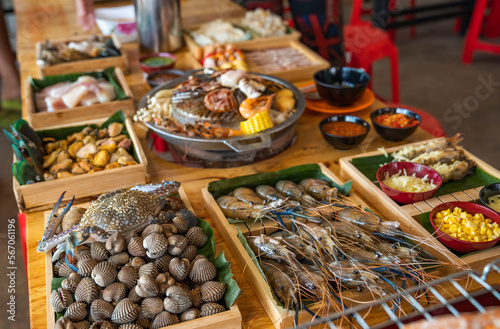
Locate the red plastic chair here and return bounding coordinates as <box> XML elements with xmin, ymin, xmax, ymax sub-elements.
<box><xmin>462</xmin><ymin>0</ymin><xmax>500</xmax><ymax>63</ymax></box>
<box><xmin>344</xmin><ymin>23</ymin><xmax>400</xmax><ymax>103</ymax></box>
<box><xmin>385</xmin><ymin>103</ymin><xmax>447</xmax><ymax>137</ymax></box>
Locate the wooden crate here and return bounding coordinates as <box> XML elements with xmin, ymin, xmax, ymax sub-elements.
<box><xmin>25</xmin><ymin>67</ymin><xmax>135</xmax><ymax>129</ymax></box>
<box><xmin>13</xmin><ymin>117</ymin><xmax>148</xmax><ymax>213</ymax></box>
<box><xmin>187</xmin><ymin>39</ymin><xmax>329</xmax><ymax>83</ymax></box>
<box><xmin>202</xmin><ymin>163</ymin><xmax>459</xmax><ymax>329</ymax></box>
<box><xmin>339</xmin><ymin>137</ymin><xmax>500</xmax><ymax>271</ymax></box>
<box><xmin>36</xmin><ymin>34</ymin><xmax>129</xmax><ymax>77</ymax></box>
<box><xmin>43</xmin><ymin>187</ymin><xmax>242</xmax><ymax>329</ymax></box>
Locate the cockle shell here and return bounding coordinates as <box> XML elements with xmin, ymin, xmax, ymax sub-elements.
<box><xmin>117</xmin><ymin>266</ymin><xmax>138</xmax><ymax>289</ymax></box>
<box><xmin>135</xmin><ymin>309</ymin><xmax>150</xmax><ymax>328</ymax></box>
<box><xmin>180</xmin><ymin>308</ymin><xmax>200</xmax><ymax>322</ymax></box>
<box><xmin>90</xmin><ymin>299</ymin><xmax>114</xmax><ymax>321</ymax></box>
<box><xmin>179</xmin><ymin>245</ymin><xmax>197</xmax><ymax>262</ymax></box>
<box><xmin>201</xmin><ymin>281</ymin><xmax>226</xmax><ymax>303</ymax></box>
<box><xmin>138</xmin><ymin>263</ymin><xmax>158</xmax><ymax>279</ymax></box>
<box><xmin>76</xmin><ymin>250</ymin><xmax>92</xmax><ymax>263</ymax></box>
<box><xmin>186</xmin><ymin>226</ymin><xmax>208</xmax><ymax>248</ymax></box>
<box><xmin>161</xmin><ymin>223</ymin><xmax>178</xmax><ymax>238</ymax></box>
<box><xmin>75</xmin><ymin>277</ymin><xmax>99</xmax><ymax>304</ymax></box>
<box><xmin>50</xmin><ymin>288</ymin><xmax>74</xmax><ymax>312</ymax></box>
<box><xmin>55</xmin><ymin>259</ymin><xmax>77</xmax><ymax>277</ymax></box>
<box><xmin>106</xmin><ymin>232</ymin><xmax>125</xmax><ymax>255</ymax></box>
<box><xmin>167</xmin><ymin>235</ymin><xmax>188</xmax><ymax>256</ymax></box>
<box><xmin>65</xmin><ymin>302</ymin><xmax>88</xmax><ymax>322</ymax></box>
<box><xmin>135</xmin><ymin>275</ymin><xmax>160</xmax><ymax>298</ymax></box>
<box><xmin>189</xmin><ymin>258</ymin><xmax>217</xmax><ymax>284</ymax></box>
<box><xmin>92</xmin><ymin>261</ymin><xmax>117</xmax><ymax>287</ymax></box>
<box><xmin>143</xmin><ymin>233</ymin><xmax>168</xmax><ymax>259</ymax></box>
<box><xmin>172</xmin><ymin>217</ymin><xmax>189</xmax><ymax>234</ymax></box>
<box><xmin>200</xmin><ymin>303</ymin><xmax>225</xmax><ymax>317</ymax></box>
<box><xmin>91</xmin><ymin>242</ymin><xmax>110</xmax><ymax>262</ymax></box>
<box><xmin>73</xmin><ymin>321</ymin><xmax>91</xmax><ymax>329</ymax></box>
<box><xmin>89</xmin><ymin>320</ymin><xmax>114</xmax><ymax>329</ymax></box>
<box><xmin>54</xmin><ymin>316</ymin><xmax>74</xmax><ymax>329</ymax></box>
<box><xmin>128</xmin><ymin>234</ymin><xmax>146</xmax><ymax>257</ymax></box>
<box><xmin>176</xmin><ymin>209</ymin><xmax>198</xmax><ymax>227</ymax></box>
<box><xmin>61</xmin><ymin>207</ymin><xmax>86</xmax><ymax>231</ymax></box>
<box><xmin>111</xmin><ymin>298</ymin><xmax>139</xmax><ymax>324</ymax></box>
<box><xmin>141</xmin><ymin>297</ymin><xmax>163</xmax><ymax>318</ymax></box>
<box><xmin>102</xmin><ymin>282</ymin><xmax>127</xmax><ymax>306</ymax></box>
<box><xmin>156</xmin><ymin>273</ymin><xmax>176</xmax><ymax>295</ymax></box>
<box><xmin>190</xmin><ymin>286</ymin><xmax>203</xmax><ymax>309</ymax></box>
<box><xmin>128</xmin><ymin>285</ymin><xmax>143</xmax><ymax>304</ymax></box>
<box><xmin>78</xmin><ymin>258</ymin><xmax>99</xmax><ymax>277</ymax></box>
<box><xmin>169</xmin><ymin>258</ymin><xmax>190</xmax><ymax>281</ymax></box>
<box><xmin>142</xmin><ymin>224</ymin><xmax>163</xmax><ymax>238</ymax></box>
<box><xmin>62</xmin><ymin>273</ymin><xmax>82</xmax><ymax>293</ymax></box>
<box><xmin>190</xmin><ymin>255</ymin><xmax>208</xmax><ymax>269</ymax></box>
<box><xmin>151</xmin><ymin>311</ymin><xmax>179</xmax><ymax>329</ymax></box>
<box><xmin>108</xmin><ymin>252</ymin><xmax>129</xmax><ymax>268</ymax></box>
<box><xmin>117</xmin><ymin>324</ymin><xmax>142</xmax><ymax>329</ymax></box>
<box><xmin>154</xmin><ymin>254</ymin><xmax>172</xmax><ymax>273</ymax></box>
<box><xmin>129</xmin><ymin>257</ymin><xmax>146</xmax><ymax>270</ymax></box>
<box><xmin>163</xmin><ymin>286</ymin><xmax>192</xmax><ymax>314</ymax></box>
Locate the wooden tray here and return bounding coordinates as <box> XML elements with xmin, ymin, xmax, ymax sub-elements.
<box><xmin>202</xmin><ymin>163</ymin><xmax>458</xmax><ymax>328</ymax></box>
<box><xmin>25</xmin><ymin>67</ymin><xmax>135</xmax><ymax>129</ymax></box>
<box><xmin>339</xmin><ymin>137</ymin><xmax>500</xmax><ymax>270</ymax></box>
<box><xmin>187</xmin><ymin>39</ymin><xmax>329</xmax><ymax>83</ymax></box>
<box><xmin>43</xmin><ymin>188</ymin><xmax>242</xmax><ymax>329</ymax></box>
<box><xmin>35</xmin><ymin>34</ymin><xmax>129</xmax><ymax>77</ymax></box>
<box><xmin>13</xmin><ymin>117</ymin><xmax>148</xmax><ymax>213</ymax></box>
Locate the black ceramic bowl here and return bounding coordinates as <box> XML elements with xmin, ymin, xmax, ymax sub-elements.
<box><xmin>313</xmin><ymin>67</ymin><xmax>370</xmax><ymax>106</ymax></box>
<box><xmin>480</xmin><ymin>183</ymin><xmax>500</xmax><ymax>213</ymax></box>
<box><xmin>370</xmin><ymin>107</ymin><xmax>421</xmax><ymax>141</ymax></box>
<box><xmin>319</xmin><ymin>115</ymin><xmax>370</xmax><ymax>150</ymax></box>
<box><xmin>146</xmin><ymin>69</ymin><xmax>186</xmax><ymax>88</ymax></box>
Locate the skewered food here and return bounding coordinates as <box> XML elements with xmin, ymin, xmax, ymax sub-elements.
<box><xmin>34</xmin><ymin>76</ymin><xmax>116</xmax><ymax>112</ymax></box>
<box><xmin>37</xmin><ymin>35</ymin><xmax>121</xmax><ymax>67</ymax></box>
<box><xmin>245</xmin><ymin>47</ymin><xmax>316</xmax><ymax>73</ymax></box>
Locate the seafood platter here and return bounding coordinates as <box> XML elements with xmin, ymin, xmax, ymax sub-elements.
<box><xmin>202</xmin><ymin>163</ymin><xmax>462</xmax><ymax>328</ymax></box>
<box><xmin>136</xmin><ymin>69</ymin><xmax>306</xmax><ymax>167</ymax></box>
<box><xmin>40</xmin><ymin>181</ymin><xmax>242</xmax><ymax>329</ymax></box>
<box><xmin>35</xmin><ymin>34</ymin><xmax>129</xmax><ymax>77</ymax></box>
<box><xmin>8</xmin><ymin>111</ymin><xmax>148</xmax><ymax>212</ymax></box>
<box><xmin>25</xmin><ymin>67</ymin><xmax>134</xmax><ymax>129</ymax></box>
<box><xmin>340</xmin><ymin>136</ymin><xmax>500</xmax><ymax>269</ymax></box>
<box><xmin>189</xmin><ymin>40</ymin><xmax>330</xmax><ymax>83</ymax></box>
<box><xmin>183</xmin><ymin>8</ymin><xmax>301</xmax><ymax>61</ymax></box>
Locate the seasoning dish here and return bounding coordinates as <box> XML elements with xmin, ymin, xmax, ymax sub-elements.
<box><xmin>139</xmin><ymin>53</ymin><xmax>177</xmax><ymax>74</ymax></box>
<box><xmin>430</xmin><ymin>201</ymin><xmax>500</xmax><ymax>253</ymax></box>
<box><xmin>479</xmin><ymin>183</ymin><xmax>500</xmax><ymax>214</ymax></box>
<box><xmin>146</xmin><ymin>69</ymin><xmax>186</xmax><ymax>88</ymax></box>
<box><xmin>313</xmin><ymin>67</ymin><xmax>370</xmax><ymax>106</ymax></box>
<box><xmin>319</xmin><ymin>115</ymin><xmax>370</xmax><ymax>150</ymax></box>
<box><xmin>376</xmin><ymin>162</ymin><xmax>442</xmax><ymax>204</ymax></box>
<box><xmin>371</xmin><ymin>107</ymin><xmax>421</xmax><ymax>141</ymax></box>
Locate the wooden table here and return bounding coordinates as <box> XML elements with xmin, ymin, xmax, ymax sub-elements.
<box><xmin>14</xmin><ymin>1</ymin><xmax>446</xmax><ymax>328</ymax></box>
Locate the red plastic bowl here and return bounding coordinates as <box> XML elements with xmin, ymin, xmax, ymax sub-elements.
<box><xmin>376</xmin><ymin>162</ymin><xmax>442</xmax><ymax>204</ymax></box>
<box><xmin>430</xmin><ymin>201</ymin><xmax>500</xmax><ymax>253</ymax></box>
<box><xmin>139</xmin><ymin>52</ymin><xmax>177</xmax><ymax>74</ymax></box>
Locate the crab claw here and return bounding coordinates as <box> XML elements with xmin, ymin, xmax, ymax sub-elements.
<box><xmin>64</xmin><ymin>228</ymin><xmax>91</xmax><ymax>271</ymax></box>
<box><xmin>37</xmin><ymin>192</ymin><xmax>75</xmax><ymax>253</ymax></box>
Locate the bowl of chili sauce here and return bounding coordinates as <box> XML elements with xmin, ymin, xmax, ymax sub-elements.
<box><xmin>370</xmin><ymin>108</ymin><xmax>421</xmax><ymax>141</ymax></box>
<box><xmin>319</xmin><ymin>115</ymin><xmax>370</xmax><ymax>150</ymax></box>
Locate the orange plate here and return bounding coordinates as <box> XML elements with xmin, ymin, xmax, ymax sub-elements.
<box><xmin>306</xmin><ymin>88</ymin><xmax>375</xmax><ymax>114</ymax></box>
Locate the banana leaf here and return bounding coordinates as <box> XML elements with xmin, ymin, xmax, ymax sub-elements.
<box><xmin>29</xmin><ymin>67</ymin><xmax>128</xmax><ymax>112</ymax></box>
<box><xmin>197</xmin><ymin>217</ymin><xmax>217</xmax><ymax>262</ymax></box>
<box><xmin>351</xmin><ymin>154</ymin><xmax>500</xmax><ymax>199</ymax></box>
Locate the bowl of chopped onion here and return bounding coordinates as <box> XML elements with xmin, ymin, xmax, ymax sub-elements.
<box><xmin>430</xmin><ymin>202</ymin><xmax>500</xmax><ymax>253</ymax></box>
<box><xmin>376</xmin><ymin>162</ymin><xmax>442</xmax><ymax>204</ymax></box>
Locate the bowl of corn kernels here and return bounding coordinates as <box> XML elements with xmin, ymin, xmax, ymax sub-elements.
<box><xmin>430</xmin><ymin>201</ymin><xmax>500</xmax><ymax>253</ymax></box>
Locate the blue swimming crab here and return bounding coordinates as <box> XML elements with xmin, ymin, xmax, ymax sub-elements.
<box><xmin>37</xmin><ymin>181</ymin><xmax>188</xmax><ymax>271</ymax></box>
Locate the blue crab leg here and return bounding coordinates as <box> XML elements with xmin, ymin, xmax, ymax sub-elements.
<box><xmin>37</xmin><ymin>193</ymin><xmax>74</xmax><ymax>252</ymax></box>
<box><xmin>65</xmin><ymin>228</ymin><xmax>91</xmax><ymax>271</ymax></box>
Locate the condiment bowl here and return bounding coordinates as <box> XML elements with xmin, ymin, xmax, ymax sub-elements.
<box><xmin>376</xmin><ymin>162</ymin><xmax>442</xmax><ymax>204</ymax></box>
<box><xmin>313</xmin><ymin>67</ymin><xmax>370</xmax><ymax>106</ymax></box>
<box><xmin>479</xmin><ymin>183</ymin><xmax>500</xmax><ymax>214</ymax></box>
<box><xmin>319</xmin><ymin>115</ymin><xmax>370</xmax><ymax>150</ymax></box>
<box><xmin>146</xmin><ymin>69</ymin><xmax>186</xmax><ymax>88</ymax></box>
<box><xmin>430</xmin><ymin>201</ymin><xmax>500</xmax><ymax>253</ymax></box>
<box><xmin>139</xmin><ymin>53</ymin><xmax>177</xmax><ymax>74</ymax></box>
<box><xmin>370</xmin><ymin>107</ymin><xmax>421</xmax><ymax>141</ymax></box>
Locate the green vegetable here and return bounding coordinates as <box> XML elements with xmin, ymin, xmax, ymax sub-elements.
<box><xmin>140</xmin><ymin>56</ymin><xmax>174</xmax><ymax>67</ymax></box>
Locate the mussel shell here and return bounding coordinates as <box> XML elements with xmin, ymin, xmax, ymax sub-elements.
<box><xmin>117</xmin><ymin>265</ymin><xmax>138</xmax><ymax>289</ymax></box>
<box><xmin>163</xmin><ymin>285</ymin><xmax>192</xmax><ymax>314</ymax></box>
<box><xmin>77</xmin><ymin>259</ymin><xmax>99</xmax><ymax>277</ymax></box>
<box><xmin>143</xmin><ymin>233</ymin><xmax>168</xmax><ymax>259</ymax></box>
<box><xmin>90</xmin><ymin>299</ymin><xmax>114</xmax><ymax>321</ymax></box>
<box><xmin>111</xmin><ymin>298</ymin><xmax>139</xmax><ymax>324</ymax></box>
<box><xmin>151</xmin><ymin>311</ymin><xmax>179</xmax><ymax>329</ymax></box>
<box><xmin>91</xmin><ymin>242</ymin><xmax>110</xmax><ymax>262</ymax></box>
<box><xmin>141</xmin><ymin>297</ymin><xmax>164</xmax><ymax>318</ymax></box>
<box><xmin>91</xmin><ymin>261</ymin><xmax>117</xmax><ymax>287</ymax></box>
<box><xmin>189</xmin><ymin>258</ymin><xmax>217</xmax><ymax>284</ymax></box>
<box><xmin>75</xmin><ymin>277</ymin><xmax>99</xmax><ymax>304</ymax></box>
<box><xmin>201</xmin><ymin>281</ymin><xmax>226</xmax><ymax>303</ymax></box>
<box><xmin>50</xmin><ymin>288</ymin><xmax>74</xmax><ymax>312</ymax></box>
<box><xmin>102</xmin><ymin>282</ymin><xmax>127</xmax><ymax>305</ymax></box>
<box><xmin>186</xmin><ymin>226</ymin><xmax>208</xmax><ymax>248</ymax></box>
<box><xmin>169</xmin><ymin>257</ymin><xmax>190</xmax><ymax>282</ymax></box>
<box><xmin>65</xmin><ymin>302</ymin><xmax>88</xmax><ymax>322</ymax></box>
<box><xmin>180</xmin><ymin>308</ymin><xmax>201</xmax><ymax>322</ymax></box>
<box><xmin>200</xmin><ymin>303</ymin><xmax>226</xmax><ymax>317</ymax></box>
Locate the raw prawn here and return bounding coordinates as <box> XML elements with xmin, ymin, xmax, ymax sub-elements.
<box><xmin>270</xmin><ymin>231</ymin><xmax>318</xmax><ymax>259</ymax></box>
<box><xmin>322</xmin><ymin>221</ymin><xmax>373</xmax><ymax>244</ymax></box>
<box><xmin>299</xmin><ymin>178</ymin><xmax>338</xmax><ymax>201</ymax></box>
<box><xmin>336</xmin><ymin>208</ymin><xmax>401</xmax><ymax>236</ymax></box>
<box><xmin>327</xmin><ymin>260</ymin><xmax>381</xmax><ymax>289</ymax></box>
<box><xmin>231</xmin><ymin>187</ymin><xmax>265</xmax><ymax>205</ymax></box>
<box><xmin>216</xmin><ymin>195</ymin><xmax>265</xmax><ymax>220</ymax></box>
<box><xmin>261</xmin><ymin>260</ymin><xmax>298</xmax><ymax>310</ymax></box>
<box><xmin>239</xmin><ymin>78</ymin><xmax>266</xmax><ymax>98</ymax></box>
<box><xmin>276</xmin><ymin>180</ymin><xmax>318</xmax><ymax>205</ymax></box>
<box><xmin>343</xmin><ymin>246</ymin><xmax>400</xmax><ymax>265</ymax></box>
<box><xmin>299</xmin><ymin>222</ymin><xmax>338</xmax><ymax>256</ymax></box>
<box><xmin>246</xmin><ymin>235</ymin><xmax>297</xmax><ymax>264</ymax></box>
<box><xmin>239</xmin><ymin>94</ymin><xmax>274</xmax><ymax>119</ymax></box>
<box><xmin>255</xmin><ymin>185</ymin><xmax>301</xmax><ymax>207</ymax></box>
<box><xmin>203</xmin><ymin>88</ymin><xmax>238</xmax><ymax>112</ymax></box>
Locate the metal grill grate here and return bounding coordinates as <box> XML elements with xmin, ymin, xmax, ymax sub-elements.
<box><xmin>293</xmin><ymin>258</ymin><xmax>500</xmax><ymax>329</ymax></box>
